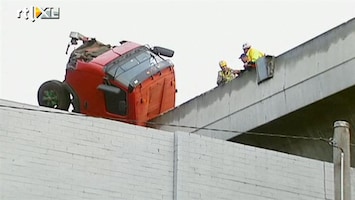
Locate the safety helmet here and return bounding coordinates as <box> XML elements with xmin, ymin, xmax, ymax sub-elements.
<box><xmin>219</xmin><ymin>60</ymin><xmax>227</xmax><ymax>68</ymax></box>
<box><xmin>242</xmin><ymin>43</ymin><xmax>251</xmax><ymax>49</ymax></box>
<box><xmin>239</xmin><ymin>53</ymin><xmax>247</xmax><ymax>59</ymax></box>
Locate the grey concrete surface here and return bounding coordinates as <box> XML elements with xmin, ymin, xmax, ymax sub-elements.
<box><xmin>150</xmin><ymin>17</ymin><xmax>355</xmax><ymax>138</ymax></box>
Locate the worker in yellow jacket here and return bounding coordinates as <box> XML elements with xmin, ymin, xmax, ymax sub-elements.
<box><xmin>217</xmin><ymin>60</ymin><xmax>240</xmax><ymax>86</ymax></box>
<box><xmin>242</xmin><ymin>43</ymin><xmax>265</xmax><ymax>69</ymax></box>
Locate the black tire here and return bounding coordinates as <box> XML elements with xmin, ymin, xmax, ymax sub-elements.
<box><xmin>37</xmin><ymin>80</ymin><xmax>70</xmax><ymax>110</ymax></box>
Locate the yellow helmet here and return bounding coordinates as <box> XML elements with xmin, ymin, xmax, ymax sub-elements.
<box><xmin>219</xmin><ymin>60</ymin><xmax>227</xmax><ymax>68</ymax></box>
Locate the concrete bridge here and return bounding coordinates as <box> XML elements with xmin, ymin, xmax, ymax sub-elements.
<box><xmin>150</xmin><ymin>18</ymin><xmax>355</xmax><ymax>166</ymax></box>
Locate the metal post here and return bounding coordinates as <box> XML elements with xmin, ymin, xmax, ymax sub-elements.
<box><xmin>333</xmin><ymin>121</ymin><xmax>351</xmax><ymax>200</ymax></box>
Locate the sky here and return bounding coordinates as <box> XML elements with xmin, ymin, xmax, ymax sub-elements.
<box><xmin>1</xmin><ymin>0</ymin><xmax>354</xmax><ymax>107</ymax></box>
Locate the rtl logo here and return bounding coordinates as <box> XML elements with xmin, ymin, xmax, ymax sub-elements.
<box><xmin>17</xmin><ymin>6</ymin><xmax>60</xmax><ymax>22</ymax></box>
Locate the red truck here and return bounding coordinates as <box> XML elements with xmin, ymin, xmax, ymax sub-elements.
<box><xmin>37</xmin><ymin>32</ymin><xmax>176</xmax><ymax>126</ymax></box>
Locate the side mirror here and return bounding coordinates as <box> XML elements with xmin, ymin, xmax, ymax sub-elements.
<box><xmin>97</xmin><ymin>84</ymin><xmax>121</xmax><ymax>94</ymax></box>
<box><xmin>152</xmin><ymin>46</ymin><xmax>174</xmax><ymax>57</ymax></box>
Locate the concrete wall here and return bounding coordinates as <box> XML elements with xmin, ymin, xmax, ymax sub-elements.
<box><xmin>0</xmin><ymin>100</ymin><xmax>174</xmax><ymax>200</ymax></box>
<box><xmin>1</xmin><ymin>99</ymin><xmax>354</xmax><ymax>200</ymax></box>
<box><xmin>149</xmin><ymin>17</ymin><xmax>355</xmax><ymax>141</ymax></box>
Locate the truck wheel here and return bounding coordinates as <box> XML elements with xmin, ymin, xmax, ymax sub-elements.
<box><xmin>37</xmin><ymin>80</ymin><xmax>70</xmax><ymax>111</ymax></box>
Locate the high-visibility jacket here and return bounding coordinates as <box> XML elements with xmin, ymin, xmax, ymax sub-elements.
<box><xmin>217</xmin><ymin>68</ymin><xmax>236</xmax><ymax>85</ymax></box>
<box><xmin>246</xmin><ymin>48</ymin><xmax>265</xmax><ymax>63</ymax></box>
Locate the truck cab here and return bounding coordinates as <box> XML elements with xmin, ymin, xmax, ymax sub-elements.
<box><xmin>37</xmin><ymin>32</ymin><xmax>176</xmax><ymax>126</ymax></box>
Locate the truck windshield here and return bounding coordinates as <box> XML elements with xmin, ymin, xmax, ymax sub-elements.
<box><xmin>105</xmin><ymin>47</ymin><xmax>172</xmax><ymax>90</ymax></box>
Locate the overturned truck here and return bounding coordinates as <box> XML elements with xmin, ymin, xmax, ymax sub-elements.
<box><xmin>37</xmin><ymin>32</ymin><xmax>176</xmax><ymax>126</ymax></box>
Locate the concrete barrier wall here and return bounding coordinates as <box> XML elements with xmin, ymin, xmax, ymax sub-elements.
<box><xmin>150</xmin><ymin>18</ymin><xmax>355</xmax><ymax>140</ymax></box>
<box><xmin>0</xmin><ymin>99</ymin><xmax>354</xmax><ymax>200</ymax></box>
<box><xmin>174</xmin><ymin>132</ymin><xmax>349</xmax><ymax>200</ymax></box>
<box><xmin>0</xmin><ymin>100</ymin><xmax>175</xmax><ymax>200</ymax></box>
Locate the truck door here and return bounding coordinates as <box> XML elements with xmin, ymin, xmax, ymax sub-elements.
<box><xmin>98</xmin><ymin>84</ymin><xmax>127</xmax><ymax>116</ymax></box>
